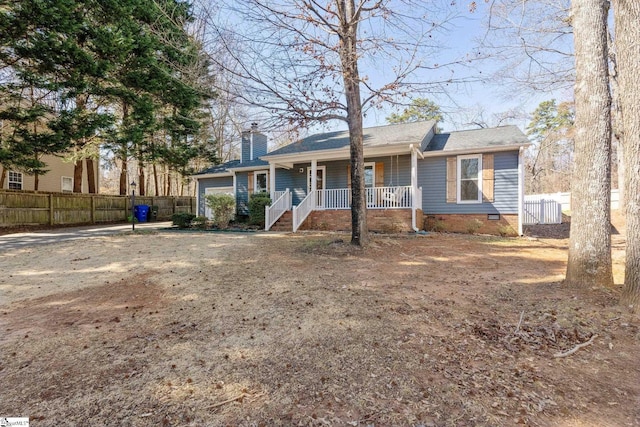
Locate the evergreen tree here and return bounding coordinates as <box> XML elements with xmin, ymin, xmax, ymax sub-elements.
<box><xmin>386</xmin><ymin>98</ymin><xmax>444</xmax><ymax>131</ymax></box>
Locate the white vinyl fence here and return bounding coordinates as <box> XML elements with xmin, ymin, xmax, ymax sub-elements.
<box><xmin>526</xmin><ymin>189</ymin><xmax>619</xmax><ymax>211</ymax></box>
<box><xmin>523</xmin><ymin>199</ymin><xmax>563</xmax><ymax>225</ymax></box>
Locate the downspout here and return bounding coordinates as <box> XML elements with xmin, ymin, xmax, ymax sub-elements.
<box><xmin>410</xmin><ymin>144</ymin><xmax>419</xmax><ymax>232</ymax></box>
<box><xmin>518</xmin><ymin>146</ymin><xmax>525</xmax><ymax>236</ymax></box>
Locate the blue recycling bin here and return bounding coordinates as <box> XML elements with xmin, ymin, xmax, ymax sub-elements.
<box><xmin>134</xmin><ymin>205</ymin><xmax>150</xmax><ymax>223</ymax></box>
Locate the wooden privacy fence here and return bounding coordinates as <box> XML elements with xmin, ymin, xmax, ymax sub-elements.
<box><xmin>0</xmin><ymin>190</ymin><xmax>195</xmax><ymax>227</ymax></box>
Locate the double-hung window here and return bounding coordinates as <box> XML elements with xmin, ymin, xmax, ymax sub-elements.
<box><xmin>457</xmin><ymin>154</ymin><xmax>482</xmax><ymax>203</ymax></box>
<box><xmin>8</xmin><ymin>171</ymin><xmax>23</xmax><ymax>190</ymax></box>
<box><xmin>255</xmin><ymin>171</ymin><xmax>268</xmax><ymax>193</ymax></box>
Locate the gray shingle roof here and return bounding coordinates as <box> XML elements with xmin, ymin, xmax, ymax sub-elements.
<box><xmin>193</xmin><ymin>159</ymin><xmax>240</xmax><ymax>175</ymax></box>
<box><xmin>425</xmin><ymin>125</ymin><xmax>529</xmax><ymax>152</ymax></box>
<box><xmin>228</xmin><ymin>158</ymin><xmax>269</xmax><ymax>169</ymax></box>
<box><xmin>265</xmin><ymin>120</ymin><xmax>436</xmax><ymax>157</ymax></box>
<box><xmin>194</xmin><ymin>157</ymin><xmax>270</xmax><ymax>176</ymax></box>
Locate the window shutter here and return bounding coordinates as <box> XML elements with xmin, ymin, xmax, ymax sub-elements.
<box><xmin>375</xmin><ymin>162</ymin><xmax>384</xmax><ymax>187</ymax></box>
<box><xmin>248</xmin><ymin>172</ymin><xmax>254</xmax><ymax>194</ymax></box>
<box><xmin>446</xmin><ymin>157</ymin><xmax>456</xmax><ymax>203</ymax></box>
<box><xmin>482</xmin><ymin>154</ymin><xmax>494</xmax><ymax>203</ymax></box>
<box><xmin>347</xmin><ymin>164</ymin><xmax>351</xmax><ymax>188</ymax></box>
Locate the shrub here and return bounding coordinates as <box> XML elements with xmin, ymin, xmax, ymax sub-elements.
<box><xmin>248</xmin><ymin>192</ymin><xmax>271</xmax><ymax>227</ymax></box>
<box><xmin>172</xmin><ymin>212</ymin><xmax>196</xmax><ymax>228</ymax></box>
<box><xmin>204</xmin><ymin>193</ymin><xmax>236</xmax><ymax>229</ymax></box>
<box><xmin>498</xmin><ymin>224</ymin><xmax>517</xmax><ymax>237</ymax></box>
<box><xmin>465</xmin><ymin>218</ymin><xmax>484</xmax><ymax>234</ymax></box>
<box><xmin>424</xmin><ymin>216</ymin><xmax>446</xmax><ymax>232</ymax></box>
<box><xmin>192</xmin><ymin>216</ymin><xmax>209</xmax><ymax>229</ymax></box>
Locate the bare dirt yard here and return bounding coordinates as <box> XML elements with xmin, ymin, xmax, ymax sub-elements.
<box><xmin>1</xmin><ymin>219</ymin><xmax>638</xmax><ymax>426</ymax></box>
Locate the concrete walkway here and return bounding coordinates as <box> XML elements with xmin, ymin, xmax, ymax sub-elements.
<box><xmin>0</xmin><ymin>221</ymin><xmax>173</xmax><ymax>250</ymax></box>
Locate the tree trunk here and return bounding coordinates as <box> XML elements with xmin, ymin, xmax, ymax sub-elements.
<box><xmin>565</xmin><ymin>0</ymin><xmax>613</xmax><ymax>288</ymax></box>
<box><xmin>119</xmin><ymin>102</ymin><xmax>129</xmax><ymax>196</ymax></box>
<box><xmin>0</xmin><ymin>166</ymin><xmax>6</xmax><ymax>188</ymax></box>
<box><xmin>33</xmin><ymin>151</ymin><xmax>39</xmax><ymax>191</ymax></box>
<box><xmin>166</xmin><ymin>167</ymin><xmax>171</xmax><ymax>196</ymax></box>
<box><xmin>86</xmin><ymin>158</ymin><xmax>96</xmax><ymax>193</ymax></box>
<box><xmin>338</xmin><ymin>0</ymin><xmax>368</xmax><ymax>246</ymax></box>
<box><xmin>119</xmin><ymin>156</ymin><xmax>128</xmax><ymax>196</ymax></box>
<box><xmin>153</xmin><ymin>163</ymin><xmax>159</xmax><ymax>196</ymax></box>
<box><xmin>612</xmin><ymin>0</ymin><xmax>640</xmax><ymax>309</ymax></box>
<box><xmin>73</xmin><ymin>159</ymin><xmax>83</xmax><ymax>193</ymax></box>
<box><xmin>138</xmin><ymin>164</ymin><xmax>145</xmax><ymax>196</ymax></box>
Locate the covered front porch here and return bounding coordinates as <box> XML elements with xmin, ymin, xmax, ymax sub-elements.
<box><xmin>265</xmin><ymin>147</ymin><xmax>424</xmax><ymax>232</ymax></box>
<box><xmin>265</xmin><ymin>185</ymin><xmax>421</xmax><ymax>232</ymax></box>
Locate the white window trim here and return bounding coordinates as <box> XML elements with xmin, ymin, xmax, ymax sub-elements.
<box><xmin>8</xmin><ymin>171</ymin><xmax>23</xmax><ymax>190</ymax></box>
<box><xmin>364</xmin><ymin>162</ymin><xmax>376</xmax><ymax>188</ymax></box>
<box><xmin>254</xmin><ymin>170</ymin><xmax>269</xmax><ymax>193</ymax></box>
<box><xmin>61</xmin><ymin>176</ymin><xmax>74</xmax><ymax>193</ymax></box>
<box><xmin>457</xmin><ymin>154</ymin><xmax>483</xmax><ymax>204</ymax></box>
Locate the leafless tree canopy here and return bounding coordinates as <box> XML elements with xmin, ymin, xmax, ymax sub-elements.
<box><xmin>477</xmin><ymin>0</ymin><xmax>574</xmax><ymax>93</ymax></box>
<box><xmin>196</xmin><ymin>0</ymin><xmax>481</xmax><ymax>129</ymax></box>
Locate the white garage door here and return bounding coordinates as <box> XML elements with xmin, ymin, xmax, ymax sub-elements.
<box><xmin>204</xmin><ymin>187</ymin><xmax>234</xmax><ymax>219</ymax></box>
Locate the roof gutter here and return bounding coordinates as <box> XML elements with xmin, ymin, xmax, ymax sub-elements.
<box><xmin>192</xmin><ymin>172</ymin><xmax>233</xmax><ymax>179</ymax></box>
<box><xmin>227</xmin><ymin>165</ymin><xmax>270</xmax><ymax>172</ymax></box>
<box><xmin>420</xmin><ymin>143</ymin><xmax>531</xmax><ymax>158</ymax></box>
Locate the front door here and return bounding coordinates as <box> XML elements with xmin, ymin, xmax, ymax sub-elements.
<box><xmin>307</xmin><ymin>166</ymin><xmax>326</xmax><ymax>208</ymax></box>
<box><xmin>364</xmin><ymin>162</ymin><xmax>376</xmax><ymax>207</ymax></box>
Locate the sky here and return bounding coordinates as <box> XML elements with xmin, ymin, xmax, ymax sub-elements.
<box><xmin>205</xmin><ymin>0</ymin><xmax>574</xmax><ymax>139</ymax></box>
<box><xmin>354</xmin><ymin>1</ymin><xmax>573</xmax><ymax>134</ymax></box>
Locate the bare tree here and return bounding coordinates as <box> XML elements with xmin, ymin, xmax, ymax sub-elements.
<box><xmin>478</xmin><ymin>0</ymin><xmax>625</xmax><ymax>208</ymax></box>
<box><xmin>611</xmin><ymin>0</ymin><xmax>640</xmax><ymax>310</ymax></box>
<box><xmin>565</xmin><ymin>0</ymin><xmax>613</xmax><ymax>289</ymax></box>
<box><xmin>199</xmin><ymin>0</ymin><xmax>478</xmax><ymax>246</ymax></box>
<box><xmin>477</xmin><ymin>0</ymin><xmax>574</xmax><ymax>93</ymax></box>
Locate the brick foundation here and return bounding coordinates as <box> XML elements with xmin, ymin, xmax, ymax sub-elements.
<box><xmin>422</xmin><ymin>213</ymin><xmax>519</xmax><ymax>236</ymax></box>
<box><xmin>299</xmin><ymin>209</ymin><xmax>414</xmax><ymax>233</ymax></box>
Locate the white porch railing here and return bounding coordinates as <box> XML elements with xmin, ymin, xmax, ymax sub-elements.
<box><xmin>312</xmin><ymin>186</ymin><xmax>413</xmax><ymax>210</ymax></box>
<box><xmin>292</xmin><ymin>191</ymin><xmax>315</xmax><ymax>232</ymax></box>
<box><xmin>367</xmin><ymin>186</ymin><xmax>412</xmax><ymax>209</ymax></box>
<box><xmin>265</xmin><ymin>189</ymin><xmax>291</xmax><ymax>231</ymax></box>
<box><xmin>523</xmin><ymin>198</ymin><xmax>562</xmax><ymax>225</ymax></box>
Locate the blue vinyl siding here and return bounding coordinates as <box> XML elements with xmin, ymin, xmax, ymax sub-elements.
<box><xmin>197</xmin><ymin>176</ymin><xmax>233</xmax><ymax>215</ymax></box>
<box><xmin>241</xmin><ymin>134</ymin><xmax>250</xmax><ymax>163</ymax></box>
<box><xmin>253</xmin><ymin>134</ymin><xmax>268</xmax><ymax>158</ymax></box>
<box><xmin>236</xmin><ymin>172</ymin><xmax>249</xmax><ymax>215</ymax></box>
<box><xmin>418</xmin><ymin>151</ymin><xmax>519</xmax><ymax>214</ymax></box>
<box><xmin>241</xmin><ymin>132</ymin><xmax>268</xmax><ymax>162</ymax></box>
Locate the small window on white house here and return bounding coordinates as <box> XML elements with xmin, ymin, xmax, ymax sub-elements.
<box><xmin>457</xmin><ymin>154</ymin><xmax>482</xmax><ymax>203</ymax></box>
<box><xmin>8</xmin><ymin>171</ymin><xmax>23</xmax><ymax>190</ymax></box>
<box><xmin>255</xmin><ymin>171</ymin><xmax>268</xmax><ymax>193</ymax></box>
<box><xmin>62</xmin><ymin>176</ymin><xmax>73</xmax><ymax>193</ymax></box>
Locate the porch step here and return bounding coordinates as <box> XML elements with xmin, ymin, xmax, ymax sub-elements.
<box><xmin>269</xmin><ymin>210</ymin><xmax>293</xmax><ymax>231</ymax></box>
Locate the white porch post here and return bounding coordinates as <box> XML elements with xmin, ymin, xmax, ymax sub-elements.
<box><xmin>269</xmin><ymin>162</ymin><xmax>276</xmax><ymax>200</ymax></box>
<box><xmin>311</xmin><ymin>159</ymin><xmax>317</xmax><ymax>208</ymax></box>
<box><xmin>410</xmin><ymin>146</ymin><xmax>419</xmax><ymax>231</ymax></box>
